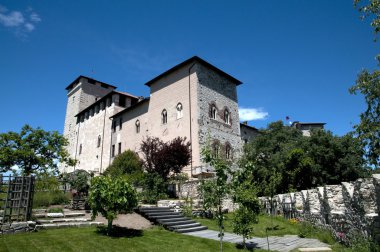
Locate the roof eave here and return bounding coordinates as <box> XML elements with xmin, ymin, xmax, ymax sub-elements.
<box><xmin>144</xmin><ymin>56</ymin><xmax>242</xmax><ymax>87</ymax></box>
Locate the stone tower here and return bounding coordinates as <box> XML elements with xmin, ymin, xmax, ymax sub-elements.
<box><xmin>62</xmin><ymin>76</ymin><xmax>116</xmax><ymax>172</ymax></box>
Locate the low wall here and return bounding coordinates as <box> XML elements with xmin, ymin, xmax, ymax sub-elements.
<box><xmin>260</xmin><ymin>174</ymin><xmax>380</xmax><ymax>244</ymax></box>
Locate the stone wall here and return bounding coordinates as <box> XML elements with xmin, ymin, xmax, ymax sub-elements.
<box><xmin>197</xmin><ymin>63</ymin><xmax>242</xmax><ymax>163</ymax></box>
<box><xmin>260</xmin><ymin>174</ymin><xmax>380</xmax><ymax>244</ymax></box>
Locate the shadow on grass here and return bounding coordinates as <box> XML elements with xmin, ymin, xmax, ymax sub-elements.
<box><xmin>96</xmin><ymin>225</ymin><xmax>143</xmax><ymax>238</ymax></box>
<box><xmin>235</xmin><ymin>242</ymin><xmax>260</xmax><ymax>251</ymax></box>
<box><xmin>266</xmin><ymin>225</ymin><xmax>283</xmax><ymax>231</ymax></box>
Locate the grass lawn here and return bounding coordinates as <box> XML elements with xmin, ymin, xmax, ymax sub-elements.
<box><xmin>194</xmin><ymin>214</ymin><xmax>300</xmax><ymax>237</ymax></box>
<box><xmin>0</xmin><ymin>226</ymin><xmax>268</xmax><ymax>252</ymax></box>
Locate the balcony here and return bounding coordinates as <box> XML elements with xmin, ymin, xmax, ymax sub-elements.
<box><xmin>192</xmin><ymin>165</ymin><xmax>215</xmax><ymax>178</ymax></box>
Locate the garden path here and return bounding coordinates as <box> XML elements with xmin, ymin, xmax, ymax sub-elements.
<box><xmin>183</xmin><ymin>230</ymin><xmax>331</xmax><ymax>252</ymax></box>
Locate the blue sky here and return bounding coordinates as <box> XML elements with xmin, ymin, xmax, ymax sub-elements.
<box><xmin>0</xmin><ymin>0</ymin><xmax>378</xmax><ymax>136</ymax></box>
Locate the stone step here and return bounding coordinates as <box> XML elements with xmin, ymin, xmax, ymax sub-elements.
<box><xmin>64</xmin><ymin>212</ymin><xmax>86</xmax><ymax>218</ymax></box>
<box><xmin>298</xmin><ymin>248</ymin><xmax>332</xmax><ymax>252</ymax></box>
<box><xmin>169</xmin><ymin>223</ymin><xmax>201</xmax><ymax>230</ymax></box>
<box><xmin>147</xmin><ymin>213</ymin><xmax>181</xmax><ymax>218</ymax></box>
<box><xmin>144</xmin><ymin>211</ymin><xmax>176</xmax><ymax>216</ymax></box>
<box><xmin>150</xmin><ymin>214</ymin><xmax>183</xmax><ymax>220</ymax></box>
<box><xmin>34</xmin><ymin>212</ymin><xmax>86</xmax><ymax>218</ymax></box>
<box><xmin>175</xmin><ymin>225</ymin><xmax>208</xmax><ymax>233</ymax></box>
<box><xmin>139</xmin><ymin>207</ymin><xmax>171</xmax><ymax>212</ymax></box>
<box><xmin>37</xmin><ymin>218</ymin><xmax>91</xmax><ymax>224</ymax></box>
<box><xmin>35</xmin><ymin>221</ymin><xmax>103</xmax><ymax>230</ymax></box>
<box><xmin>161</xmin><ymin>219</ymin><xmax>195</xmax><ymax>226</ymax></box>
<box><xmin>157</xmin><ymin>217</ymin><xmax>190</xmax><ymax>223</ymax></box>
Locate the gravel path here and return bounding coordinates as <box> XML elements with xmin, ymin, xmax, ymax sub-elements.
<box><xmin>83</xmin><ymin>211</ymin><xmax>152</xmax><ymax>230</ymax></box>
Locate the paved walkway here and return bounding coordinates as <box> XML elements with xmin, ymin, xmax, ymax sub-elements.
<box><xmin>183</xmin><ymin>230</ymin><xmax>330</xmax><ymax>252</ymax></box>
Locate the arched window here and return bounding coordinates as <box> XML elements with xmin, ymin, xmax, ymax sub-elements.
<box><xmin>135</xmin><ymin>120</ymin><xmax>140</xmax><ymax>133</ymax></box>
<box><xmin>176</xmin><ymin>103</ymin><xmax>183</xmax><ymax>119</ymax></box>
<box><xmin>97</xmin><ymin>135</ymin><xmax>101</xmax><ymax>148</ymax></box>
<box><xmin>225</xmin><ymin>144</ymin><xmax>232</xmax><ymax>160</ymax></box>
<box><xmin>212</xmin><ymin>140</ymin><xmax>220</xmax><ymax>158</ymax></box>
<box><xmin>211</xmin><ymin>105</ymin><xmax>217</xmax><ymax>120</ymax></box>
<box><xmin>224</xmin><ymin>109</ymin><xmax>230</xmax><ymax>124</ymax></box>
<box><xmin>162</xmin><ymin>109</ymin><xmax>167</xmax><ymax>124</ymax></box>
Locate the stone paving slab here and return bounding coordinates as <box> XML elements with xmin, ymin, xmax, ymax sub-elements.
<box><xmin>183</xmin><ymin>230</ymin><xmax>330</xmax><ymax>252</ymax></box>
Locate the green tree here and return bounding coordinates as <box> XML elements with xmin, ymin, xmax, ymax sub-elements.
<box><xmin>242</xmin><ymin>121</ymin><xmax>367</xmax><ymax>195</ymax></box>
<box><xmin>61</xmin><ymin>169</ymin><xmax>92</xmax><ymax>195</ymax></box>
<box><xmin>0</xmin><ymin>124</ymin><xmax>75</xmax><ymax>175</ymax></box>
<box><xmin>140</xmin><ymin>172</ymin><xmax>168</xmax><ymax>204</ymax></box>
<box><xmin>198</xmin><ymin>178</ymin><xmax>218</xmax><ymax>216</ymax></box>
<box><xmin>349</xmin><ymin>63</ymin><xmax>380</xmax><ymax>168</ymax></box>
<box><xmin>88</xmin><ymin>176</ymin><xmax>138</xmax><ymax>235</ymax></box>
<box><xmin>231</xmin><ymin>170</ymin><xmax>260</xmax><ymax>249</ymax></box>
<box><xmin>103</xmin><ymin>150</ymin><xmax>144</xmax><ymax>186</ymax></box>
<box><xmin>201</xmin><ymin>144</ymin><xmax>230</xmax><ymax>252</ymax></box>
<box><xmin>355</xmin><ymin>0</ymin><xmax>380</xmax><ymax>38</ymax></box>
<box><xmin>351</xmin><ymin>0</ymin><xmax>380</xmax><ymax>168</ymax></box>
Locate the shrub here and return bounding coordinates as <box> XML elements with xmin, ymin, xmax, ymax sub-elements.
<box><xmin>140</xmin><ymin>173</ymin><xmax>168</xmax><ymax>204</ymax></box>
<box><xmin>33</xmin><ymin>191</ymin><xmax>70</xmax><ymax>208</ymax></box>
<box><xmin>89</xmin><ymin>176</ymin><xmax>138</xmax><ymax>235</ymax></box>
<box><xmin>103</xmin><ymin>150</ymin><xmax>144</xmax><ymax>187</ymax></box>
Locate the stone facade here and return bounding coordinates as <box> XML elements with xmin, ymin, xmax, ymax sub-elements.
<box><xmin>61</xmin><ymin>56</ymin><xmax>254</xmax><ymax>177</ymax></box>
<box><xmin>260</xmin><ymin>174</ymin><xmax>380</xmax><ymax>244</ymax></box>
<box><xmin>240</xmin><ymin>123</ymin><xmax>259</xmax><ymax>144</ymax></box>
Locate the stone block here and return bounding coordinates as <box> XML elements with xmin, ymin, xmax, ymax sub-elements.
<box><xmin>298</xmin><ymin>248</ymin><xmax>332</xmax><ymax>252</ymax></box>
<box><xmin>47</xmin><ymin>213</ymin><xmax>64</xmax><ymax>218</ymax></box>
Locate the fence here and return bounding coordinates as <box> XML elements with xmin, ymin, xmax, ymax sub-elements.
<box><xmin>0</xmin><ymin>175</ymin><xmax>35</xmax><ymax>223</ymax></box>
<box><xmin>262</xmin><ymin>198</ymin><xmax>299</xmax><ymax>220</ymax></box>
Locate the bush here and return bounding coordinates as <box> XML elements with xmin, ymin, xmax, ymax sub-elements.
<box><xmin>103</xmin><ymin>150</ymin><xmax>144</xmax><ymax>187</ymax></box>
<box><xmin>89</xmin><ymin>176</ymin><xmax>138</xmax><ymax>235</ymax></box>
<box><xmin>140</xmin><ymin>173</ymin><xmax>168</xmax><ymax>204</ymax></box>
<box><xmin>61</xmin><ymin>169</ymin><xmax>92</xmax><ymax>196</ymax></box>
<box><xmin>298</xmin><ymin>221</ymin><xmax>335</xmax><ymax>244</ymax></box>
<box><xmin>33</xmin><ymin>191</ymin><xmax>70</xmax><ymax>208</ymax></box>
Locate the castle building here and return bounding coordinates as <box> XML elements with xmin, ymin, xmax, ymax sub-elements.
<box><xmin>61</xmin><ymin>56</ymin><xmax>256</xmax><ymax>177</ymax></box>
<box><xmin>291</xmin><ymin>121</ymin><xmax>325</xmax><ymax>137</ymax></box>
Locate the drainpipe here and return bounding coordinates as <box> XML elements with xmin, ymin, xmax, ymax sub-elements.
<box><xmin>109</xmin><ymin>117</ymin><xmax>114</xmax><ymax>167</ymax></box>
<box><xmin>99</xmin><ymin>107</ymin><xmax>107</xmax><ymax>174</ymax></box>
<box><xmin>188</xmin><ymin>63</ymin><xmax>196</xmax><ymax>178</ymax></box>
<box><xmin>74</xmin><ymin>120</ymin><xmax>81</xmax><ymax>171</ymax></box>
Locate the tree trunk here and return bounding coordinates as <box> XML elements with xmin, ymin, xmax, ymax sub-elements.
<box><xmin>107</xmin><ymin>219</ymin><xmax>113</xmax><ymax>236</ymax></box>
<box><xmin>219</xmin><ymin>205</ymin><xmax>223</xmax><ymax>252</ymax></box>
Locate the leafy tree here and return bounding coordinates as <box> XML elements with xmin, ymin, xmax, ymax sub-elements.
<box><xmin>140</xmin><ymin>136</ymin><xmax>191</xmax><ymax>180</ymax></box>
<box><xmin>231</xmin><ymin>170</ymin><xmax>260</xmax><ymax>248</ymax></box>
<box><xmin>0</xmin><ymin>124</ymin><xmax>75</xmax><ymax>175</ymax></box>
<box><xmin>201</xmin><ymin>145</ymin><xmax>230</xmax><ymax>252</ymax></box>
<box><xmin>350</xmin><ymin>0</ymin><xmax>380</xmax><ymax>168</ymax></box>
<box><xmin>355</xmin><ymin>0</ymin><xmax>380</xmax><ymax>38</ymax></box>
<box><xmin>198</xmin><ymin>178</ymin><xmax>218</xmax><ymax>216</ymax></box>
<box><xmin>88</xmin><ymin>176</ymin><xmax>138</xmax><ymax>235</ymax></box>
<box><xmin>103</xmin><ymin>150</ymin><xmax>144</xmax><ymax>186</ymax></box>
<box><xmin>242</xmin><ymin>121</ymin><xmax>367</xmax><ymax>195</ymax></box>
<box><xmin>61</xmin><ymin>169</ymin><xmax>92</xmax><ymax>196</ymax></box>
<box><xmin>139</xmin><ymin>136</ymin><xmax>191</xmax><ymax>200</ymax></box>
<box><xmin>140</xmin><ymin>172</ymin><xmax>168</xmax><ymax>204</ymax></box>
<box><xmin>349</xmin><ymin>62</ymin><xmax>380</xmax><ymax>168</ymax></box>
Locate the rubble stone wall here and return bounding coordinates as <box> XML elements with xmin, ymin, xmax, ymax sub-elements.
<box><xmin>260</xmin><ymin>174</ymin><xmax>380</xmax><ymax>243</ymax></box>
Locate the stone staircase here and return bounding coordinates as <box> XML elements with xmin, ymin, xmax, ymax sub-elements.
<box><xmin>138</xmin><ymin>207</ymin><xmax>207</xmax><ymax>233</ymax></box>
<box><xmin>34</xmin><ymin>210</ymin><xmax>103</xmax><ymax>229</ymax></box>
